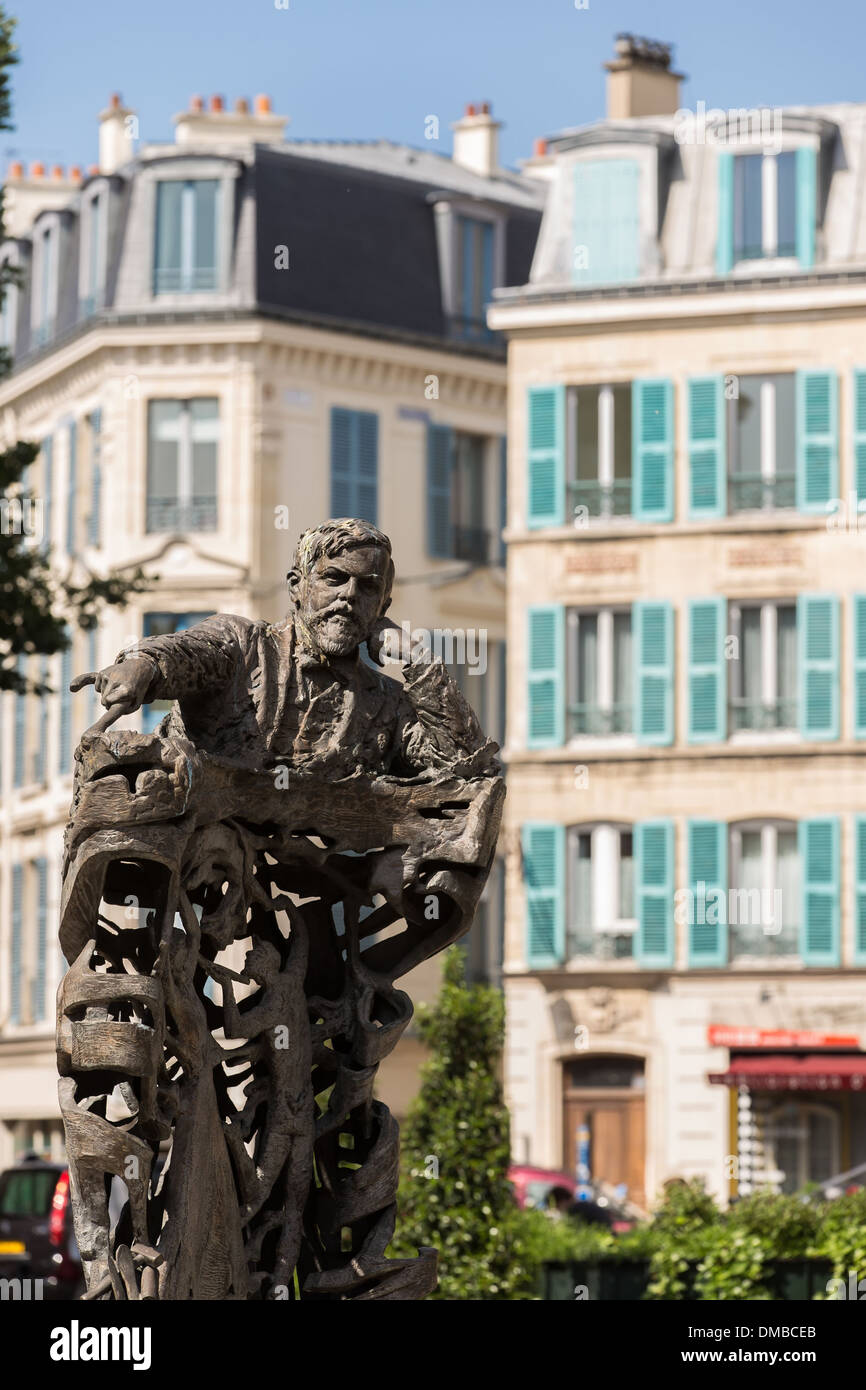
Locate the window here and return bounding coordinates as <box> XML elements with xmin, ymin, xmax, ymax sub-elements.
<box><xmin>427</xmin><ymin>426</ymin><xmax>493</xmax><ymax>562</ymax></box>
<box><xmin>455</xmin><ymin>215</ymin><xmax>494</xmax><ymax>341</ymax></box>
<box><xmin>142</xmin><ymin>612</ymin><xmax>212</xmax><ymax>733</ymax></box>
<box><xmin>0</xmin><ymin>257</ymin><xmax>18</xmax><ymax>354</ymax></box>
<box><xmin>8</xmin><ymin>857</ymin><xmax>49</xmax><ymax>1025</ymax></box>
<box><xmin>734</xmin><ymin>152</ymin><xmax>797</xmax><ymax>262</ymax></box>
<box><xmin>79</xmin><ymin>190</ymin><xmax>107</xmax><ymax>315</ymax></box>
<box><xmin>146</xmin><ymin>398</ymin><xmax>218</xmax><ymax>533</ymax></box>
<box><xmin>572</xmin><ymin>158</ymin><xmax>640</xmax><ymax>287</ymax></box>
<box><xmin>330</xmin><ymin>408</ymin><xmax>378</xmax><ymax>524</ymax></box>
<box><xmin>567</xmin><ymin>824</ymin><xmax>636</xmax><ymax>959</ymax></box>
<box><xmin>729</xmin><ymin>819</ymin><xmax>799</xmax><ymax>960</ymax></box>
<box><xmin>765</xmin><ymin>1102</ymin><xmax>840</xmax><ymax>1194</ymax></box>
<box><xmin>33</xmin><ymin>224</ymin><xmax>58</xmax><ymax>346</ymax></box>
<box><xmin>728</xmin><ymin>373</ymin><xmax>796</xmax><ymax>512</ymax></box>
<box><xmin>154</xmin><ymin>179</ymin><xmax>219</xmax><ymax>293</ymax></box>
<box><xmin>568</xmin><ymin>384</ymin><xmax>632</xmax><ymax>519</ymax></box>
<box><xmin>729</xmin><ymin>600</ymin><xmax>797</xmax><ymax>733</ymax></box>
<box><xmin>567</xmin><ymin>607</ymin><xmax>632</xmax><ymax>736</ymax></box>
<box><xmin>464</xmin><ymin>860</ymin><xmax>504</xmax><ymax>986</ymax></box>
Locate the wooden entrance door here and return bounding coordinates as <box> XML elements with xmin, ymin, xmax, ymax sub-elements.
<box><xmin>562</xmin><ymin>1091</ymin><xmax>646</xmax><ymax>1207</ymax></box>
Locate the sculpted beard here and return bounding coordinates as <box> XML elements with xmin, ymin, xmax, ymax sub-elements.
<box><xmin>311</xmin><ymin>602</ymin><xmax>363</xmax><ymax>655</ymax></box>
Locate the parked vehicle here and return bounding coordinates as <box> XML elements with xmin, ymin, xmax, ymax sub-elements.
<box><xmin>509</xmin><ymin>1164</ymin><xmax>578</xmax><ymax>1212</ymax></box>
<box><xmin>0</xmin><ymin>1152</ymin><xmax>82</xmax><ymax>1299</ymax></box>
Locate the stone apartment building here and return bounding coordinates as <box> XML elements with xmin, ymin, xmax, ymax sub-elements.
<box><xmin>491</xmin><ymin>36</ymin><xmax>866</xmax><ymax>1208</ymax></box>
<box><xmin>0</xmin><ymin>91</ymin><xmax>543</xmax><ymax>1166</ymax></box>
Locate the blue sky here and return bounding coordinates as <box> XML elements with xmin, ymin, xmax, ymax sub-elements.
<box><xmin>8</xmin><ymin>0</ymin><xmax>866</xmax><ymax>171</ymax></box>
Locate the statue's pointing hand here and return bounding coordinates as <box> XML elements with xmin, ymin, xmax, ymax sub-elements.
<box><xmin>70</xmin><ymin>654</ymin><xmax>156</xmax><ymax>716</ymax></box>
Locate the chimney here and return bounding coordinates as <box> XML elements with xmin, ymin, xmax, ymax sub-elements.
<box><xmin>451</xmin><ymin>101</ymin><xmax>502</xmax><ymax>178</ymax></box>
<box><xmin>173</xmin><ymin>92</ymin><xmax>288</xmax><ymax>148</ymax></box>
<box><xmin>3</xmin><ymin>160</ymin><xmax>82</xmax><ymax>238</ymax></box>
<box><xmin>99</xmin><ymin>92</ymin><xmax>136</xmax><ymax>173</ymax></box>
<box><xmin>604</xmin><ymin>34</ymin><xmax>684</xmax><ymax>119</ymax></box>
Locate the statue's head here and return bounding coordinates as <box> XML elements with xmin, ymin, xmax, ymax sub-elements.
<box><xmin>287</xmin><ymin>518</ymin><xmax>395</xmax><ymax>658</ymax></box>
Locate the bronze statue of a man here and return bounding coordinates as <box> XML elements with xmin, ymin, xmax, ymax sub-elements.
<box><xmin>57</xmin><ymin>519</ymin><xmax>504</xmax><ymax>1300</ymax></box>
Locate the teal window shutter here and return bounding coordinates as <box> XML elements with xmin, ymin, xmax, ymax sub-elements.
<box><xmin>59</xmin><ymin>630</ymin><xmax>72</xmax><ymax>774</ymax></box>
<box><xmin>632</xmin><ymin>379</ymin><xmax>673</xmax><ymax>522</ymax></box>
<box><xmin>795</xmin><ymin>146</ymin><xmax>817</xmax><ymax>269</ymax></box>
<box><xmin>527</xmin><ymin>385</ymin><xmax>565</xmax><ymax>528</ymax></box>
<box><xmin>330</xmin><ymin>407</ymin><xmax>378</xmax><ymax>524</ymax></box>
<box><xmin>10</xmin><ymin>863</ymin><xmax>23</xmax><ymax>1024</ymax></box>
<box><xmin>633</xmin><ymin>600</ymin><xmax>674</xmax><ymax>746</ymax></box>
<box><xmin>499</xmin><ymin>435</ymin><xmax>507</xmax><ymax>564</ymax></box>
<box><xmin>797</xmin><ymin>594</ymin><xmax>839</xmax><ymax>740</ymax></box>
<box><xmin>426</xmin><ymin>423</ymin><xmax>454</xmax><ymax>558</ymax></box>
<box><xmin>527</xmin><ymin>605</ymin><xmax>564</xmax><ymax>748</ymax></box>
<box><xmin>13</xmin><ymin>654</ymin><xmax>26</xmax><ymax>788</ymax></box>
<box><xmin>799</xmin><ymin>817</ymin><xmax>840</xmax><ymax>965</ymax></box>
<box><xmin>854</xmin><ymin>369</ymin><xmax>866</xmax><ymax>500</ymax></box>
<box><xmin>855</xmin><ymin>817</ymin><xmax>866</xmax><ymax>965</ymax></box>
<box><xmin>687</xmin><ymin>820</ymin><xmax>728</xmax><ymax>967</ymax></box>
<box><xmin>522</xmin><ymin>823</ymin><xmax>565</xmax><ymax>967</ymax></box>
<box><xmin>87</xmin><ymin>630</ymin><xmax>98</xmax><ymax>725</ymax></box>
<box><xmin>88</xmin><ymin>406</ymin><xmax>102</xmax><ymax>547</ymax></box>
<box><xmin>688</xmin><ymin>376</ymin><xmax>726</xmax><ymax>518</ymax></box>
<box><xmin>33</xmin><ymin>656</ymin><xmax>48</xmax><ymax>783</ymax></box>
<box><xmin>32</xmin><ymin>857</ymin><xmax>48</xmax><ymax>1021</ymax></box>
<box><xmin>635</xmin><ymin>819</ymin><xmax>674</xmax><ymax>967</ymax></box>
<box><xmin>795</xmin><ymin>370</ymin><xmax>837</xmax><ymax>513</ymax></box>
<box><xmin>42</xmin><ymin>436</ymin><xmax>53</xmax><ymax>552</ymax></box>
<box><xmin>573</xmin><ymin>159</ymin><xmax>640</xmax><ymax>287</ymax></box>
<box><xmin>716</xmin><ymin>152</ymin><xmax>735</xmax><ymax>274</ymax></box>
<box><xmin>687</xmin><ymin>599</ymin><xmax>726</xmax><ymax>743</ymax></box>
<box><xmin>854</xmin><ymin>597</ymin><xmax>866</xmax><ymax>740</ymax></box>
<box><xmin>66</xmin><ymin>419</ymin><xmax>77</xmax><ymax>554</ymax></box>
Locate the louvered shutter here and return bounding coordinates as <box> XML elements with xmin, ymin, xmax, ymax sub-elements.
<box><xmin>795</xmin><ymin>146</ymin><xmax>817</xmax><ymax>269</ymax></box>
<box><xmin>688</xmin><ymin>599</ymin><xmax>726</xmax><ymax>743</ymax></box>
<box><xmin>522</xmin><ymin>823</ymin><xmax>565</xmax><ymax>967</ymax></box>
<box><xmin>797</xmin><ymin>595</ymin><xmax>839</xmax><ymax>740</ymax></box>
<box><xmin>799</xmin><ymin>817</ymin><xmax>840</xmax><ymax>965</ymax></box>
<box><xmin>854</xmin><ymin>597</ymin><xmax>866</xmax><ymax>740</ymax></box>
<box><xmin>59</xmin><ymin>631</ymin><xmax>73</xmax><ymax>774</ymax></box>
<box><xmin>633</xmin><ymin>379</ymin><xmax>673</xmax><ymax>522</ymax></box>
<box><xmin>634</xmin><ymin>601</ymin><xmax>674</xmax><ymax>745</ymax></box>
<box><xmin>855</xmin><ymin>817</ymin><xmax>866</xmax><ymax>965</ymax></box>
<box><xmin>635</xmin><ymin>820</ymin><xmax>674</xmax><ymax>967</ymax></box>
<box><xmin>527</xmin><ymin>605</ymin><xmax>564</xmax><ymax>749</ymax></box>
<box><xmin>66</xmin><ymin>419</ymin><xmax>77</xmax><ymax>554</ymax></box>
<box><xmin>527</xmin><ymin>385</ymin><xmax>565</xmax><ymax>528</ymax></box>
<box><xmin>854</xmin><ymin>370</ymin><xmax>866</xmax><ymax>501</ymax></box>
<box><xmin>688</xmin><ymin>376</ymin><xmax>726</xmax><ymax>518</ymax></box>
<box><xmin>10</xmin><ymin>863</ymin><xmax>23</xmax><ymax>1024</ymax></box>
<box><xmin>687</xmin><ymin>821</ymin><xmax>728</xmax><ymax>966</ymax></box>
<box><xmin>796</xmin><ymin>370</ymin><xmax>838</xmax><ymax>513</ymax></box>
<box><xmin>716</xmin><ymin>152</ymin><xmax>735</xmax><ymax>274</ymax></box>
<box><xmin>32</xmin><ymin>857</ymin><xmax>48</xmax><ymax>1021</ymax></box>
<box><xmin>426</xmin><ymin>423</ymin><xmax>453</xmax><ymax>558</ymax></box>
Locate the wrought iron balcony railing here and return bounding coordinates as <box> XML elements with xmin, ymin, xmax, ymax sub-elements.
<box><xmin>568</xmin><ymin>479</ymin><xmax>632</xmax><ymax>519</ymax></box>
<box><xmin>729</xmin><ymin>697</ymin><xmax>797</xmax><ymax>733</ymax></box>
<box><xmin>568</xmin><ymin>703</ymin><xmax>633</xmax><ymax>737</ymax></box>
<box><xmin>728</xmin><ymin>472</ymin><xmax>796</xmax><ymax>512</ymax></box>
<box><xmin>146</xmin><ymin>496</ymin><xmax>218</xmax><ymax>534</ymax></box>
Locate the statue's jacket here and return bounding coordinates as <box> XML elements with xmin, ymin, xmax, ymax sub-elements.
<box><xmin>117</xmin><ymin>612</ymin><xmax>500</xmax><ymax>780</ymax></box>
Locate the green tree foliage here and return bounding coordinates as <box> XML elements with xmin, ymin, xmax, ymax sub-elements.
<box><xmin>394</xmin><ymin>947</ymin><xmax>532</xmax><ymax>1299</ymax></box>
<box><xmin>0</xmin><ymin>9</ymin><xmax>149</xmax><ymax>693</ymax></box>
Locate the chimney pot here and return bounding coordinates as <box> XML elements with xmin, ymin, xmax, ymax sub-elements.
<box><xmin>480</xmin><ymin>101</ymin><xmax>491</xmax><ymax>115</ymax></box>
<box><xmin>465</xmin><ymin>103</ymin><xmax>476</xmax><ymax>117</ymax></box>
<box><xmin>533</xmin><ymin>137</ymin><xmax>547</xmax><ymax>157</ymax></box>
<box><xmin>88</xmin><ymin>163</ymin><xmax>100</xmax><ymax>176</ymax></box>
<box><xmin>30</xmin><ymin>161</ymin><xmax>45</xmax><ymax>178</ymax></box>
<box><xmin>190</xmin><ymin>94</ymin><xmax>204</xmax><ymax>112</ymax></box>
<box><xmin>8</xmin><ymin>160</ymin><xmax>22</xmax><ymax>178</ymax></box>
<box><xmin>210</xmin><ymin>94</ymin><xmax>224</xmax><ymax>113</ymax></box>
<box><xmin>254</xmin><ymin>94</ymin><xmax>271</xmax><ymax>115</ymax></box>
<box><xmin>70</xmin><ymin>165</ymin><xmax>82</xmax><ymax>182</ymax></box>
<box><xmin>235</xmin><ymin>97</ymin><xmax>249</xmax><ymax>114</ymax></box>
<box><xmin>51</xmin><ymin>164</ymin><xmax>64</xmax><ymax>180</ymax></box>
<box><xmin>109</xmin><ymin>93</ymin><xmax>121</xmax><ymax>110</ymax></box>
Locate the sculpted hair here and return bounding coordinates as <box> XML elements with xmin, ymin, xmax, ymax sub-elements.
<box><xmin>288</xmin><ymin>517</ymin><xmax>395</xmax><ymax>614</ymax></box>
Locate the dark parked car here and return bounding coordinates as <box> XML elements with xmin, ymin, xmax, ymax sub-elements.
<box><xmin>0</xmin><ymin>1153</ymin><xmax>82</xmax><ymax>1299</ymax></box>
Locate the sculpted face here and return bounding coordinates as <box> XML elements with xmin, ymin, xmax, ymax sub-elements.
<box><xmin>295</xmin><ymin>545</ymin><xmax>387</xmax><ymax>657</ymax></box>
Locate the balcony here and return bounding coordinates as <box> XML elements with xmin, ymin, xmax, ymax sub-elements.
<box><xmin>730</xmin><ymin>697</ymin><xmax>797</xmax><ymax>733</ymax></box>
<box><xmin>728</xmin><ymin>472</ymin><xmax>796</xmax><ymax>512</ymax></box>
<box><xmin>146</xmin><ymin>496</ymin><xmax>218</xmax><ymax>534</ymax></box>
<box><xmin>153</xmin><ymin>266</ymin><xmax>219</xmax><ymax>294</ymax></box>
<box><xmin>730</xmin><ymin>924</ymin><xmax>799</xmax><ymax>960</ymax></box>
<box><xmin>566</xmin><ymin>930</ymin><xmax>635</xmax><ymax>961</ymax></box>
<box><xmin>568</xmin><ymin>703</ymin><xmax>633</xmax><ymax>737</ymax></box>
<box><xmin>567</xmin><ymin>479</ymin><xmax>632</xmax><ymax>520</ymax></box>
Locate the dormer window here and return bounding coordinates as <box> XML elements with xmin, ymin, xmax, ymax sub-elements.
<box><xmin>572</xmin><ymin>158</ymin><xmax>640</xmax><ymax>286</ymax></box>
<box><xmin>0</xmin><ymin>249</ymin><xmax>20</xmax><ymax>357</ymax></box>
<box><xmin>32</xmin><ymin>222</ymin><xmax>59</xmax><ymax>347</ymax></box>
<box><xmin>154</xmin><ymin>179</ymin><xmax>219</xmax><ymax>293</ymax></box>
<box><xmin>456</xmin><ymin>215</ymin><xmax>494</xmax><ymax>340</ymax></box>
<box><xmin>734</xmin><ymin>152</ymin><xmax>797</xmax><ymax>261</ymax></box>
<box><xmin>79</xmin><ymin>187</ymin><xmax>107</xmax><ymax>316</ymax></box>
<box><xmin>432</xmin><ymin>198</ymin><xmax>503</xmax><ymax>343</ymax></box>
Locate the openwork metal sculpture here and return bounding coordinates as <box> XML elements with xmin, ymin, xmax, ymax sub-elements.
<box><xmin>56</xmin><ymin>519</ymin><xmax>504</xmax><ymax>1300</ymax></box>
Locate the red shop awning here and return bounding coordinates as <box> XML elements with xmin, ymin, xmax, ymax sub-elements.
<box><xmin>708</xmin><ymin>1054</ymin><xmax>866</xmax><ymax>1091</ymax></box>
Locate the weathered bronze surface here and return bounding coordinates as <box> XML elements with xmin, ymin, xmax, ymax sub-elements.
<box><xmin>57</xmin><ymin>519</ymin><xmax>504</xmax><ymax>1300</ymax></box>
